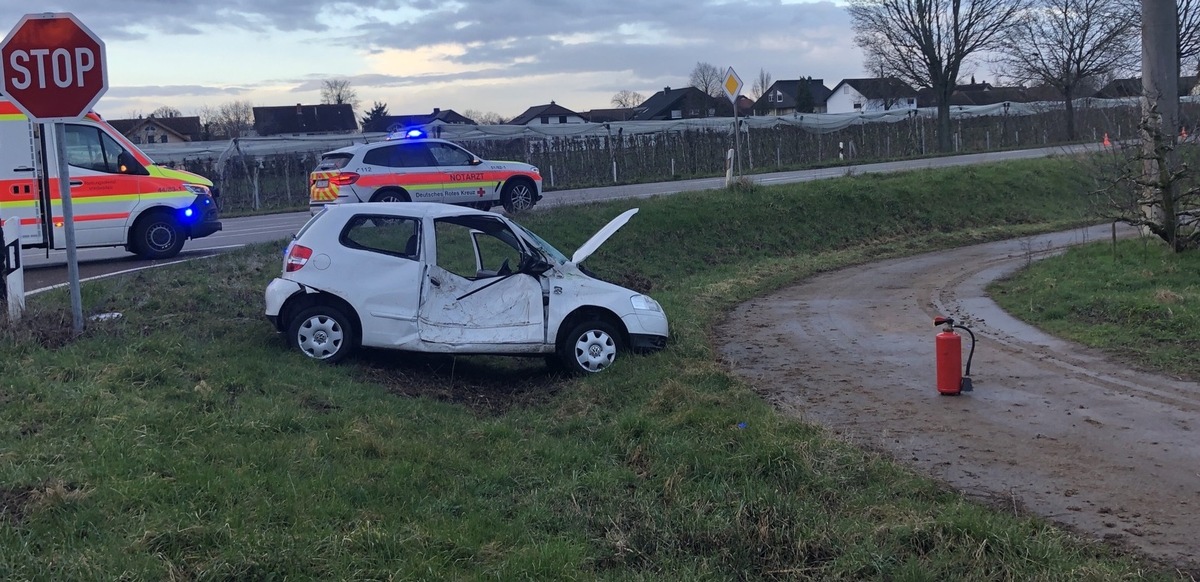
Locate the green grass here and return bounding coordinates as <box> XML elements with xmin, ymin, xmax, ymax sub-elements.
<box><xmin>0</xmin><ymin>156</ymin><xmax>1185</xmax><ymax>580</ymax></box>
<box><xmin>989</xmin><ymin>238</ymin><xmax>1200</xmax><ymax>381</ymax></box>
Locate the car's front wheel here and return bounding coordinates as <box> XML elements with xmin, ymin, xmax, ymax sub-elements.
<box><xmin>131</xmin><ymin>211</ymin><xmax>186</xmax><ymax>259</ymax></box>
<box><xmin>288</xmin><ymin>305</ymin><xmax>357</xmax><ymax>363</ymax></box>
<box><xmin>501</xmin><ymin>180</ymin><xmax>536</xmax><ymax>214</ymax></box>
<box><xmin>558</xmin><ymin>319</ymin><xmax>621</xmax><ymax>374</ymax></box>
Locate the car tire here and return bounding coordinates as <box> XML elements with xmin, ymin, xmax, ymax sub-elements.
<box><xmin>288</xmin><ymin>305</ymin><xmax>357</xmax><ymax>363</ymax></box>
<box><xmin>371</xmin><ymin>189</ymin><xmax>409</xmax><ymax>203</ymax></box>
<box><xmin>501</xmin><ymin>180</ymin><xmax>536</xmax><ymax>214</ymax></box>
<box><xmin>131</xmin><ymin>211</ymin><xmax>186</xmax><ymax>260</ymax></box>
<box><xmin>558</xmin><ymin>319</ymin><xmax>622</xmax><ymax>374</ymax></box>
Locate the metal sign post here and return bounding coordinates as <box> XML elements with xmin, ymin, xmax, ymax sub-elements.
<box><xmin>53</xmin><ymin>124</ymin><xmax>84</xmax><ymax>332</ymax></box>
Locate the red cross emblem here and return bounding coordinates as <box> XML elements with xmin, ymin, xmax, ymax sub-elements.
<box><xmin>477</xmin><ymin>188</ymin><xmax>485</xmax><ymax>197</ymax></box>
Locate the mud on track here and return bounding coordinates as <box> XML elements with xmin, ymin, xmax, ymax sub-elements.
<box><xmin>717</xmin><ymin>225</ymin><xmax>1200</xmax><ymax>571</ymax></box>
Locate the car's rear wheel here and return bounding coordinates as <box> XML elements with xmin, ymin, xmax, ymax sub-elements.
<box><xmin>288</xmin><ymin>305</ymin><xmax>357</xmax><ymax>363</ymax></box>
<box><xmin>501</xmin><ymin>180</ymin><xmax>536</xmax><ymax>214</ymax></box>
<box><xmin>558</xmin><ymin>319</ymin><xmax>621</xmax><ymax>374</ymax></box>
<box><xmin>371</xmin><ymin>189</ymin><xmax>410</xmax><ymax>203</ymax></box>
<box><xmin>131</xmin><ymin>211</ymin><xmax>186</xmax><ymax>260</ymax></box>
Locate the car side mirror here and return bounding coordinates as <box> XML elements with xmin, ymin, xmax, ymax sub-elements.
<box><xmin>470</xmin><ymin>157</ymin><xmax>483</xmax><ymax>166</ymax></box>
<box><xmin>519</xmin><ymin>254</ymin><xmax>553</xmax><ymax>276</ymax></box>
<box><xmin>118</xmin><ymin>152</ymin><xmax>150</xmax><ymax>176</ymax></box>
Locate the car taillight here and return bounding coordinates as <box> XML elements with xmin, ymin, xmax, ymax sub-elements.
<box><xmin>286</xmin><ymin>244</ymin><xmax>313</xmax><ymax>272</ymax></box>
<box><xmin>330</xmin><ymin>172</ymin><xmax>360</xmax><ymax>186</ymax></box>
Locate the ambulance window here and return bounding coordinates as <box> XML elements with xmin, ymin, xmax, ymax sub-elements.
<box><xmin>428</xmin><ymin>143</ymin><xmax>475</xmax><ymax>167</ymax></box>
<box><xmin>64</xmin><ymin>124</ymin><xmax>127</xmax><ymax>174</ymax></box>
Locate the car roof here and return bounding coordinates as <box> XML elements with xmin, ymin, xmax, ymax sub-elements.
<box><xmin>321</xmin><ymin>202</ymin><xmax>497</xmax><ymax>220</ymax></box>
<box><xmin>323</xmin><ymin>137</ymin><xmax>456</xmax><ymax>156</ymax></box>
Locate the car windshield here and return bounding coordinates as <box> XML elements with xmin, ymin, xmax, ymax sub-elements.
<box><xmin>513</xmin><ymin>223</ymin><xmax>568</xmax><ymax>265</ymax></box>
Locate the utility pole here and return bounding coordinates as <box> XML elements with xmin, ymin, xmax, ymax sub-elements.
<box><xmin>1141</xmin><ymin>0</ymin><xmax>1181</xmax><ymax>245</ymax></box>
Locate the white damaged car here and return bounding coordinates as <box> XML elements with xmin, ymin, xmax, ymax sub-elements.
<box><xmin>264</xmin><ymin>202</ymin><xmax>668</xmax><ymax>373</ymax></box>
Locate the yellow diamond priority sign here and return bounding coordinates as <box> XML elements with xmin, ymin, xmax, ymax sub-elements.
<box><xmin>723</xmin><ymin>67</ymin><xmax>742</xmax><ymax>104</ymax></box>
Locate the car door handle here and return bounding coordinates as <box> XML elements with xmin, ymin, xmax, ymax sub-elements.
<box><xmin>70</xmin><ymin>180</ymin><xmax>83</xmax><ymax>187</ymax></box>
<box><xmin>429</xmin><ymin>277</ymin><xmax>441</xmax><ymax>287</ymax></box>
<box><xmin>13</xmin><ymin>166</ymin><xmax>34</xmax><ymax>173</ymax></box>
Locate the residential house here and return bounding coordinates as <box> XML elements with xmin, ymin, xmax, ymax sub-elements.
<box><xmin>1093</xmin><ymin>76</ymin><xmax>1199</xmax><ymax>99</ymax></box>
<box><xmin>579</xmin><ymin>108</ymin><xmax>638</xmax><ymax>122</ymax></box>
<box><xmin>252</xmin><ymin>103</ymin><xmax>358</xmax><ymax>137</ymax></box>
<box><xmin>825</xmin><ymin>78</ymin><xmax>918</xmax><ymax>114</ymax></box>
<box><xmin>507</xmin><ymin>102</ymin><xmax>586</xmax><ymax>125</ymax></box>
<box><xmin>361</xmin><ymin>108</ymin><xmax>476</xmax><ymax>134</ymax></box>
<box><xmin>633</xmin><ymin>86</ymin><xmax>726</xmax><ymax>120</ymax></box>
<box><xmin>915</xmin><ymin>80</ymin><xmax>1044</xmax><ymax>107</ymax></box>
<box><xmin>109</xmin><ymin>115</ymin><xmax>203</xmax><ymax>144</ymax></box>
<box><xmin>752</xmin><ymin>78</ymin><xmax>833</xmax><ymax>115</ymax></box>
<box><xmin>734</xmin><ymin>95</ymin><xmax>755</xmax><ymax>117</ymax></box>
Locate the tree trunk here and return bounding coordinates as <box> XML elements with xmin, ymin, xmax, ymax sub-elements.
<box><xmin>1064</xmin><ymin>86</ymin><xmax>1076</xmax><ymax>140</ymax></box>
<box><xmin>936</xmin><ymin>85</ymin><xmax>954</xmax><ymax>152</ymax></box>
<box><xmin>1142</xmin><ymin>0</ymin><xmax>1182</xmax><ymax>249</ymax></box>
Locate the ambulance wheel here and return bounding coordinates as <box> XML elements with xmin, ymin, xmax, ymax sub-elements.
<box><xmin>371</xmin><ymin>189</ymin><xmax>410</xmax><ymax>203</ymax></box>
<box><xmin>288</xmin><ymin>305</ymin><xmax>357</xmax><ymax>363</ymax></box>
<box><xmin>501</xmin><ymin>180</ymin><xmax>536</xmax><ymax>214</ymax></box>
<box><xmin>558</xmin><ymin>319</ymin><xmax>622</xmax><ymax>374</ymax></box>
<box><xmin>132</xmin><ymin>211</ymin><xmax>185</xmax><ymax>260</ymax></box>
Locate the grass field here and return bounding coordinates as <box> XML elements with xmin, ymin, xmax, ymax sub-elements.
<box><xmin>989</xmin><ymin>237</ymin><xmax>1200</xmax><ymax>382</ymax></box>
<box><xmin>1</xmin><ymin>156</ymin><xmax>1189</xmax><ymax>580</ymax></box>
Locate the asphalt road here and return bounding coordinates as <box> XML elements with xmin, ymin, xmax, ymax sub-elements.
<box><xmin>20</xmin><ymin>142</ymin><xmax>1097</xmax><ymax>293</ymax></box>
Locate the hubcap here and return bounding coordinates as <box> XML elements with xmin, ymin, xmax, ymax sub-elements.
<box><xmin>573</xmin><ymin>329</ymin><xmax>616</xmax><ymax>372</ymax></box>
<box><xmin>298</xmin><ymin>314</ymin><xmax>343</xmax><ymax>359</ymax></box>
<box><xmin>147</xmin><ymin>223</ymin><xmax>175</xmax><ymax>250</ymax></box>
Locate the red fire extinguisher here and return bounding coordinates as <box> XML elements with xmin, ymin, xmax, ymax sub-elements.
<box><xmin>934</xmin><ymin>316</ymin><xmax>976</xmax><ymax>395</ymax></box>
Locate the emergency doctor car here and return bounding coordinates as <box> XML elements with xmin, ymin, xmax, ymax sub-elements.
<box><xmin>309</xmin><ymin>130</ymin><xmax>542</xmax><ymax>215</ymax></box>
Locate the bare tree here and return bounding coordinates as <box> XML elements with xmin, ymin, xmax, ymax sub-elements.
<box><xmin>1179</xmin><ymin>0</ymin><xmax>1200</xmax><ymax>75</ymax></box>
<box><xmin>150</xmin><ymin>105</ymin><xmax>182</xmax><ymax>118</ymax></box>
<box><xmin>751</xmin><ymin>68</ymin><xmax>772</xmax><ymax>100</ymax></box>
<box><xmin>997</xmin><ymin>0</ymin><xmax>1138</xmax><ymax>139</ymax></box>
<box><xmin>461</xmin><ymin>109</ymin><xmax>507</xmax><ymax>124</ymax></box>
<box><xmin>320</xmin><ymin>79</ymin><xmax>360</xmax><ymax>112</ymax></box>
<box><xmin>848</xmin><ymin>0</ymin><xmax>1028</xmax><ymax>152</ymax></box>
<box><xmin>610</xmin><ymin>90</ymin><xmax>645</xmax><ymax>108</ymax></box>
<box><xmin>199</xmin><ymin>100</ymin><xmax>254</xmax><ymax>139</ymax></box>
<box><xmin>689</xmin><ymin>62</ymin><xmax>723</xmax><ymax>97</ymax></box>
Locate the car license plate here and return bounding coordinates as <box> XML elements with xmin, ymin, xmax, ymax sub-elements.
<box><xmin>315</xmin><ymin>179</ymin><xmax>329</xmax><ymax>188</ymax></box>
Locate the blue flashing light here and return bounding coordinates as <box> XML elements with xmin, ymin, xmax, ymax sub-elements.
<box><xmin>184</xmin><ymin>208</ymin><xmax>194</xmax><ymax>218</ymax></box>
<box><xmin>406</xmin><ymin>129</ymin><xmax>424</xmax><ymax>139</ymax></box>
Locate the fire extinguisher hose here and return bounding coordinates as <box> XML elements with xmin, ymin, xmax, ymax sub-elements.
<box><xmin>954</xmin><ymin>324</ymin><xmax>977</xmax><ymax>376</ymax></box>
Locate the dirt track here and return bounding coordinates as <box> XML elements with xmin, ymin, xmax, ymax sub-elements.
<box><xmin>716</xmin><ymin>225</ymin><xmax>1200</xmax><ymax>570</ymax></box>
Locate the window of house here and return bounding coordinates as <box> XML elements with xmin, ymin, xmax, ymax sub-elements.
<box><xmin>844</xmin><ymin>86</ymin><xmax>849</xmax><ymax>94</ymax></box>
<box><xmin>907</xmin><ymin>98</ymin><xmax>915</xmax><ymax>105</ymax></box>
<box><xmin>853</xmin><ymin>103</ymin><xmax>862</xmax><ymax>110</ymax></box>
<box><xmin>540</xmin><ymin>116</ymin><xmax>549</xmax><ymax>124</ymax></box>
<box><xmin>558</xmin><ymin>116</ymin><xmax>567</xmax><ymax>123</ymax></box>
<box><xmin>160</xmin><ymin>135</ymin><xmax>168</xmax><ymax>143</ymax></box>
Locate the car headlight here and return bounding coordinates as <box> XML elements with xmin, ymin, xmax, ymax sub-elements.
<box><xmin>184</xmin><ymin>183</ymin><xmax>211</xmax><ymax>196</ymax></box>
<box><xmin>531</xmin><ymin>166</ymin><xmax>540</xmax><ymax>174</ymax></box>
<box><xmin>630</xmin><ymin>294</ymin><xmax>662</xmax><ymax>312</ymax></box>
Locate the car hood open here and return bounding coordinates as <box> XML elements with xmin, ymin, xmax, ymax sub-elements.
<box><xmin>571</xmin><ymin>208</ymin><xmax>638</xmax><ymax>264</ymax></box>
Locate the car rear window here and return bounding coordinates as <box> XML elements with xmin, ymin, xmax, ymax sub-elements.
<box><xmin>315</xmin><ymin>153</ymin><xmax>353</xmax><ymax>171</ymax></box>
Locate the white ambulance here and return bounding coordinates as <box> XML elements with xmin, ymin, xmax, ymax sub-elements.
<box><xmin>0</xmin><ymin>98</ymin><xmax>221</xmax><ymax>260</ymax></box>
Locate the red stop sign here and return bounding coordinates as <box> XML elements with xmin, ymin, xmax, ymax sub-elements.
<box><xmin>0</xmin><ymin>13</ymin><xmax>107</xmax><ymax>122</ymax></box>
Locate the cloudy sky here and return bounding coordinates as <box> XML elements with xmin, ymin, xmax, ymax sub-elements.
<box><xmin>4</xmin><ymin>0</ymin><xmax>871</xmax><ymax>120</ymax></box>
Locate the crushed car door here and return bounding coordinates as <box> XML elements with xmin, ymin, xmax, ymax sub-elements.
<box><xmin>418</xmin><ymin>215</ymin><xmax>544</xmax><ymax>345</ymax></box>
<box><xmin>336</xmin><ymin>213</ymin><xmax>424</xmax><ymax>347</ymax></box>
